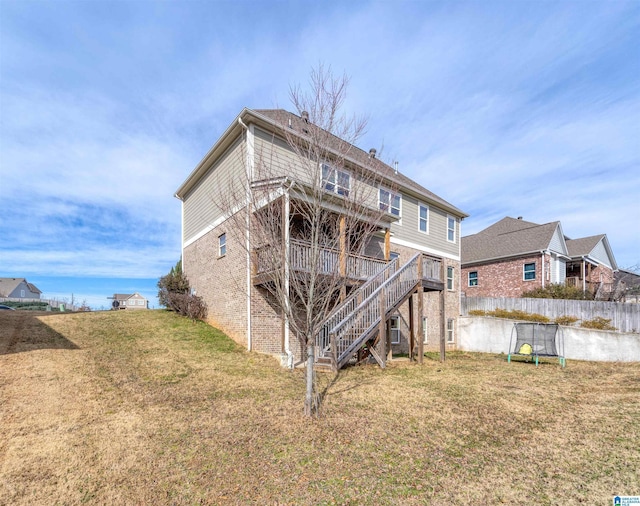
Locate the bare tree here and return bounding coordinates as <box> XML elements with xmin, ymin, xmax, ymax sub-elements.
<box><xmin>220</xmin><ymin>66</ymin><xmax>395</xmax><ymax>416</ymax></box>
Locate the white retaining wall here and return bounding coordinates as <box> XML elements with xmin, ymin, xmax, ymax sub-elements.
<box><xmin>458</xmin><ymin>316</ymin><xmax>640</xmax><ymax>362</ymax></box>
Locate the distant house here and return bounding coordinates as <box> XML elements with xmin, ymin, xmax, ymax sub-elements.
<box><xmin>0</xmin><ymin>278</ymin><xmax>42</xmax><ymax>299</ymax></box>
<box><xmin>111</xmin><ymin>293</ymin><xmax>148</xmax><ymax>310</ymax></box>
<box><xmin>461</xmin><ymin>217</ymin><xmax>618</xmax><ymax>299</ymax></box>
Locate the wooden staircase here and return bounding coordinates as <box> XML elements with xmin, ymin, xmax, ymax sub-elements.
<box><xmin>315</xmin><ymin>253</ymin><xmax>441</xmax><ymax>371</ymax></box>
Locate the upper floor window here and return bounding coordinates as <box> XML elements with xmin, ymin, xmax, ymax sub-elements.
<box><xmin>447</xmin><ymin>266</ymin><xmax>454</xmax><ymax>291</ymax></box>
<box><xmin>419</xmin><ymin>204</ymin><xmax>429</xmax><ymax>233</ymax></box>
<box><xmin>379</xmin><ymin>188</ymin><xmax>401</xmax><ymax>217</ymax></box>
<box><xmin>468</xmin><ymin>271</ymin><xmax>478</xmax><ymax>287</ymax></box>
<box><xmin>321</xmin><ymin>163</ymin><xmax>350</xmax><ymax>197</ymax></box>
<box><xmin>523</xmin><ymin>262</ymin><xmax>536</xmax><ymax>280</ymax></box>
<box><xmin>219</xmin><ymin>233</ymin><xmax>227</xmax><ymax>257</ymax></box>
<box><xmin>447</xmin><ymin>215</ymin><xmax>457</xmax><ymax>243</ymax></box>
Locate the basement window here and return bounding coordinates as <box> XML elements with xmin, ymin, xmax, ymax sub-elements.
<box><xmin>468</xmin><ymin>271</ymin><xmax>478</xmax><ymax>287</ymax></box>
<box><xmin>447</xmin><ymin>266</ymin><xmax>454</xmax><ymax>291</ymax></box>
<box><xmin>447</xmin><ymin>319</ymin><xmax>455</xmax><ymax>343</ymax></box>
<box><xmin>390</xmin><ymin>316</ymin><xmax>400</xmax><ymax>344</ymax></box>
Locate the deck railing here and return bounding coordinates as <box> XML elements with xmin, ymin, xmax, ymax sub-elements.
<box><xmin>254</xmin><ymin>239</ymin><xmax>387</xmax><ymax>280</ymax></box>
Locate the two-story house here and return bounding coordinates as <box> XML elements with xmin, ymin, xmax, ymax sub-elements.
<box><xmin>175</xmin><ymin>108</ymin><xmax>467</xmax><ymax>369</ymax></box>
<box><xmin>461</xmin><ymin>216</ymin><xmax>617</xmax><ymax>299</ymax></box>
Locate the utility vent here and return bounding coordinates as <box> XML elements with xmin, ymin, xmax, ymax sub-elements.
<box><xmin>517</xmin><ymin>216</ymin><xmax>523</xmax><ymax>220</ymax></box>
<box><xmin>369</xmin><ymin>148</ymin><xmax>377</xmax><ymax>159</ymax></box>
<box><xmin>394</xmin><ymin>161</ymin><xmax>399</xmax><ymax>175</ymax></box>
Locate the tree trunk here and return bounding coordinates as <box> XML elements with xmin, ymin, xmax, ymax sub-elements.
<box><xmin>304</xmin><ymin>343</ymin><xmax>314</xmax><ymax>417</ymax></box>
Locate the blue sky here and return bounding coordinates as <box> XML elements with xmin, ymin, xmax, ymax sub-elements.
<box><xmin>1</xmin><ymin>0</ymin><xmax>639</xmax><ymax>309</ymax></box>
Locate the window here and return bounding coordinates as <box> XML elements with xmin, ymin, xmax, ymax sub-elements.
<box><xmin>524</xmin><ymin>262</ymin><xmax>536</xmax><ymax>280</ymax></box>
<box><xmin>447</xmin><ymin>319</ymin><xmax>455</xmax><ymax>343</ymax></box>
<box><xmin>390</xmin><ymin>316</ymin><xmax>400</xmax><ymax>344</ymax></box>
<box><xmin>322</xmin><ymin>163</ymin><xmax>350</xmax><ymax>197</ymax></box>
<box><xmin>129</xmin><ymin>299</ymin><xmax>135</xmax><ymax>306</ymax></box>
<box><xmin>390</xmin><ymin>251</ymin><xmax>400</xmax><ymax>262</ymax></box>
<box><xmin>422</xmin><ymin>317</ymin><xmax>428</xmax><ymax>344</ymax></box>
<box><xmin>379</xmin><ymin>188</ymin><xmax>401</xmax><ymax>217</ymax></box>
<box><xmin>419</xmin><ymin>204</ymin><xmax>429</xmax><ymax>233</ymax></box>
<box><xmin>468</xmin><ymin>271</ymin><xmax>478</xmax><ymax>287</ymax></box>
<box><xmin>20</xmin><ymin>289</ymin><xmax>25</xmax><ymax>297</ymax></box>
<box><xmin>447</xmin><ymin>215</ymin><xmax>456</xmax><ymax>242</ymax></box>
<box><xmin>137</xmin><ymin>299</ymin><xmax>144</xmax><ymax>306</ymax></box>
<box><xmin>447</xmin><ymin>266</ymin><xmax>454</xmax><ymax>291</ymax></box>
<box><xmin>219</xmin><ymin>233</ymin><xmax>227</xmax><ymax>257</ymax></box>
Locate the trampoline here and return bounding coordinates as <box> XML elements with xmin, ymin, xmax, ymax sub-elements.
<box><xmin>507</xmin><ymin>322</ymin><xmax>565</xmax><ymax>367</ymax></box>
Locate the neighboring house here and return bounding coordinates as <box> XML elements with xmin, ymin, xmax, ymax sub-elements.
<box><xmin>175</xmin><ymin>108</ymin><xmax>468</xmax><ymax>369</ymax></box>
<box><xmin>111</xmin><ymin>293</ymin><xmax>148</xmax><ymax>310</ymax></box>
<box><xmin>0</xmin><ymin>278</ymin><xmax>42</xmax><ymax>299</ymax></box>
<box><xmin>461</xmin><ymin>217</ymin><xmax>618</xmax><ymax>299</ymax></box>
<box><xmin>615</xmin><ymin>268</ymin><xmax>640</xmax><ymax>303</ymax></box>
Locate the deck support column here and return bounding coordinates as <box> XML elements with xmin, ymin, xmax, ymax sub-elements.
<box><xmin>409</xmin><ymin>293</ymin><xmax>415</xmax><ymax>361</ymax></box>
<box><xmin>282</xmin><ymin>192</ymin><xmax>291</xmax><ymax>363</ymax></box>
<box><xmin>379</xmin><ymin>288</ymin><xmax>386</xmax><ymax>368</ymax></box>
<box><xmin>339</xmin><ymin>216</ymin><xmax>347</xmax><ymax>302</ymax></box>
<box><xmin>417</xmin><ymin>288</ymin><xmax>424</xmax><ymax>364</ymax></box>
<box><xmin>384</xmin><ymin>228</ymin><xmax>391</xmax><ymax>261</ymax></box>
<box><xmin>440</xmin><ymin>289</ymin><xmax>446</xmax><ymax>363</ymax></box>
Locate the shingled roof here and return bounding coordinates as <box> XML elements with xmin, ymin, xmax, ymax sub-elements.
<box><xmin>565</xmin><ymin>234</ymin><xmax>606</xmax><ymax>257</ymax></box>
<box><xmin>253</xmin><ymin>109</ymin><xmax>467</xmax><ymax>218</ymax></box>
<box><xmin>462</xmin><ymin>217</ymin><xmax>561</xmax><ymax>265</ymax></box>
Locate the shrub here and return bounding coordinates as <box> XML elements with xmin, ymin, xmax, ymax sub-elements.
<box><xmin>522</xmin><ymin>283</ymin><xmax>593</xmax><ymax>300</ymax></box>
<box><xmin>158</xmin><ymin>257</ymin><xmax>208</xmax><ymax>322</ymax></box>
<box><xmin>580</xmin><ymin>317</ymin><xmax>616</xmax><ymax>331</ymax></box>
<box><xmin>468</xmin><ymin>309</ymin><xmax>487</xmax><ymax>316</ymax></box>
<box><xmin>554</xmin><ymin>315</ymin><xmax>579</xmax><ymax>326</ymax></box>
<box><xmin>168</xmin><ymin>292</ymin><xmax>208</xmax><ymax>322</ymax></box>
<box><xmin>469</xmin><ymin>308</ymin><xmax>549</xmax><ymax>323</ymax></box>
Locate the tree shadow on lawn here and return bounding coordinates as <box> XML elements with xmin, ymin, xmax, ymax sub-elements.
<box><xmin>0</xmin><ymin>311</ymin><xmax>79</xmax><ymax>355</ymax></box>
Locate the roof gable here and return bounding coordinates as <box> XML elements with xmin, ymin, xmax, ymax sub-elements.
<box><xmin>566</xmin><ymin>234</ymin><xmax>617</xmax><ymax>269</ymax></box>
<box><xmin>462</xmin><ymin>217</ymin><xmax>566</xmax><ymax>265</ymax></box>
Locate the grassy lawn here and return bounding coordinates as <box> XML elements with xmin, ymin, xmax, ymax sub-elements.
<box><xmin>1</xmin><ymin>310</ymin><xmax>638</xmax><ymax>505</ymax></box>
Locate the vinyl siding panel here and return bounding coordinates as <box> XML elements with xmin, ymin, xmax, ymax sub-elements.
<box><xmin>548</xmin><ymin>227</ymin><xmax>566</xmax><ymax>254</ymax></box>
<box><xmin>183</xmin><ymin>136</ymin><xmax>245</xmax><ymax>244</ymax></box>
<box><xmin>590</xmin><ymin>240</ymin><xmax>612</xmax><ymax>268</ymax></box>
<box><xmin>254</xmin><ymin>127</ymin><xmax>314</xmax><ymax>186</ymax></box>
<box><xmin>391</xmin><ymin>195</ymin><xmax>460</xmax><ymax>257</ymax></box>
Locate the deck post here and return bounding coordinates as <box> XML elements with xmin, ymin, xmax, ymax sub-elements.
<box><xmin>384</xmin><ymin>228</ymin><xmax>391</xmax><ymax>261</ymax></box>
<box><xmin>379</xmin><ymin>289</ymin><xmax>386</xmax><ymax>368</ymax></box>
<box><xmin>417</xmin><ymin>288</ymin><xmax>424</xmax><ymax>363</ymax></box>
<box><xmin>339</xmin><ymin>216</ymin><xmax>347</xmax><ymax>301</ymax></box>
<box><xmin>330</xmin><ymin>332</ymin><xmax>338</xmax><ymax>372</ymax></box>
<box><xmin>409</xmin><ymin>293</ymin><xmax>415</xmax><ymax>361</ymax></box>
<box><xmin>440</xmin><ymin>289</ymin><xmax>446</xmax><ymax>363</ymax></box>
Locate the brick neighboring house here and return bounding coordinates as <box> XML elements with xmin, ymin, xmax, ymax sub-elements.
<box><xmin>461</xmin><ymin>217</ymin><xmax>618</xmax><ymax>299</ymax></box>
<box><xmin>0</xmin><ymin>278</ymin><xmax>42</xmax><ymax>299</ymax></box>
<box><xmin>111</xmin><ymin>293</ymin><xmax>148</xmax><ymax>310</ymax></box>
<box><xmin>175</xmin><ymin>108</ymin><xmax>468</xmax><ymax>369</ymax></box>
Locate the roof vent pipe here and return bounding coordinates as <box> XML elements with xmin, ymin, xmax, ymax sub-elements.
<box><xmin>517</xmin><ymin>216</ymin><xmax>523</xmax><ymax>220</ymax></box>
<box><xmin>369</xmin><ymin>148</ymin><xmax>377</xmax><ymax>159</ymax></box>
<box><xmin>301</xmin><ymin>111</ymin><xmax>309</xmax><ymax>123</ymax></box>
<box><xmin>394</xmin><ymin>161</ymin><xmax>398</xmax><ymax>175</ymax></box>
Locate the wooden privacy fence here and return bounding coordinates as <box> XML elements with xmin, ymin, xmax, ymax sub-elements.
<box><xmin>461</xmin><ymin>296</ymin><xmax>640</xmax><ymax>333</ymax></box>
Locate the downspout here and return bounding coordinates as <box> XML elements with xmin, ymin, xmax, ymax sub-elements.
<box><xmin>283</xmin><ymin>186</ymin><xmax>293</xmax><ymax>368</ymax></box>
<box><xmin>541</xmin><ymin>251</ymin><xmax>546</xmax><ymax>289</ymax></box>
<box><xmin>238</xmin><ymin>117</ymin><xmax>253</xmax><ymax>352</ymax></box>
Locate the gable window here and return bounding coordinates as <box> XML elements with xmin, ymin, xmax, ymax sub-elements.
<box><xmin>468</xmin><ymin>271</ymin><xmax>478</xmax><ymax>287</ymax></box>
<box><xmin>390</xmin><ymin>316</ymin><xmax>400</xmax><ymax>344</ymax></box>
<box><xmin>20</xmin><ymin>289</ymin><xmax>25</xmax><ymax>297</ymax></box>
<box><xmin>379</xmin><ymin>188</ymin><xmax>401</xmax><ymax>218</ymax></box>
<box><xmin>447</xmin><ymin>266</ymin><xmax>454</xmax><ymax>291</ymax></box>
<box><xmin>524</xmin><ymin>262</ymin><xmax>536</xmax><ymax>280</ymax></box>
<box><xmin>447</xmin><ymin>319</ymin><xmax>455</xmax><ymax>343</ymax></box>
<box><xmin>447</xmin><ymin>215</ymin><xmax>457</xmax><ymax>243</ymax></box>
<box><xmin>322</xmin><ymin>163</ymin><xmax>350</xmax><ymax>197</ymax></box>
<box><xmin>219</xmin><ymin>233</ymin><xmax>227</xmax><ymax>257</ymax></box>
<box><xmin>419</xmin><ymin>204</ymin><xmax>429</xmax><ymax>233</ymax></box>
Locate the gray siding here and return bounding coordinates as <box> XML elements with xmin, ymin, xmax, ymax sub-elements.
<box><xmin>591</xmin><ymin>240</ymin><xmax>611</xmax><ymax>268</ymax></box>
<box><xmin>548</xmin><ymin>227</ymin><xmax>566</xmax><ymax>254</ymax></box>
<box><xmin>254</xmin><ymin>127</ymin><xmax>314</xmax><ymax>186</ymax></box>
<box><xmin>183</xmin><ymin>136</ymin><xmax>245</xmax><ymax>244</ymax></box>
<box><xmin>391</xmin><ymin>194</ymin><xmax>460</xmax><ymax>258</ymax></box>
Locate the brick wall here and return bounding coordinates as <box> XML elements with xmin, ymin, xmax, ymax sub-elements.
<box><xmin>461</xmin><ymin>255</ymin><xmax>545</xmax><ymax>298</ymax></box>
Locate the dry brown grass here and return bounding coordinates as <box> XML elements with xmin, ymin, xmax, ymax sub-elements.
<box><xmin>1</xmin><ymin>309</ymin><xmax>638</xmax><ymax>505</ymax></box>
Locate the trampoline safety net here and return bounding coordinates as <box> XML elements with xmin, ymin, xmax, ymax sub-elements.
<box><xmin>508</xmin><ymin>322</ymin><xmax>565</xmax><ymax>367</ymax></box>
